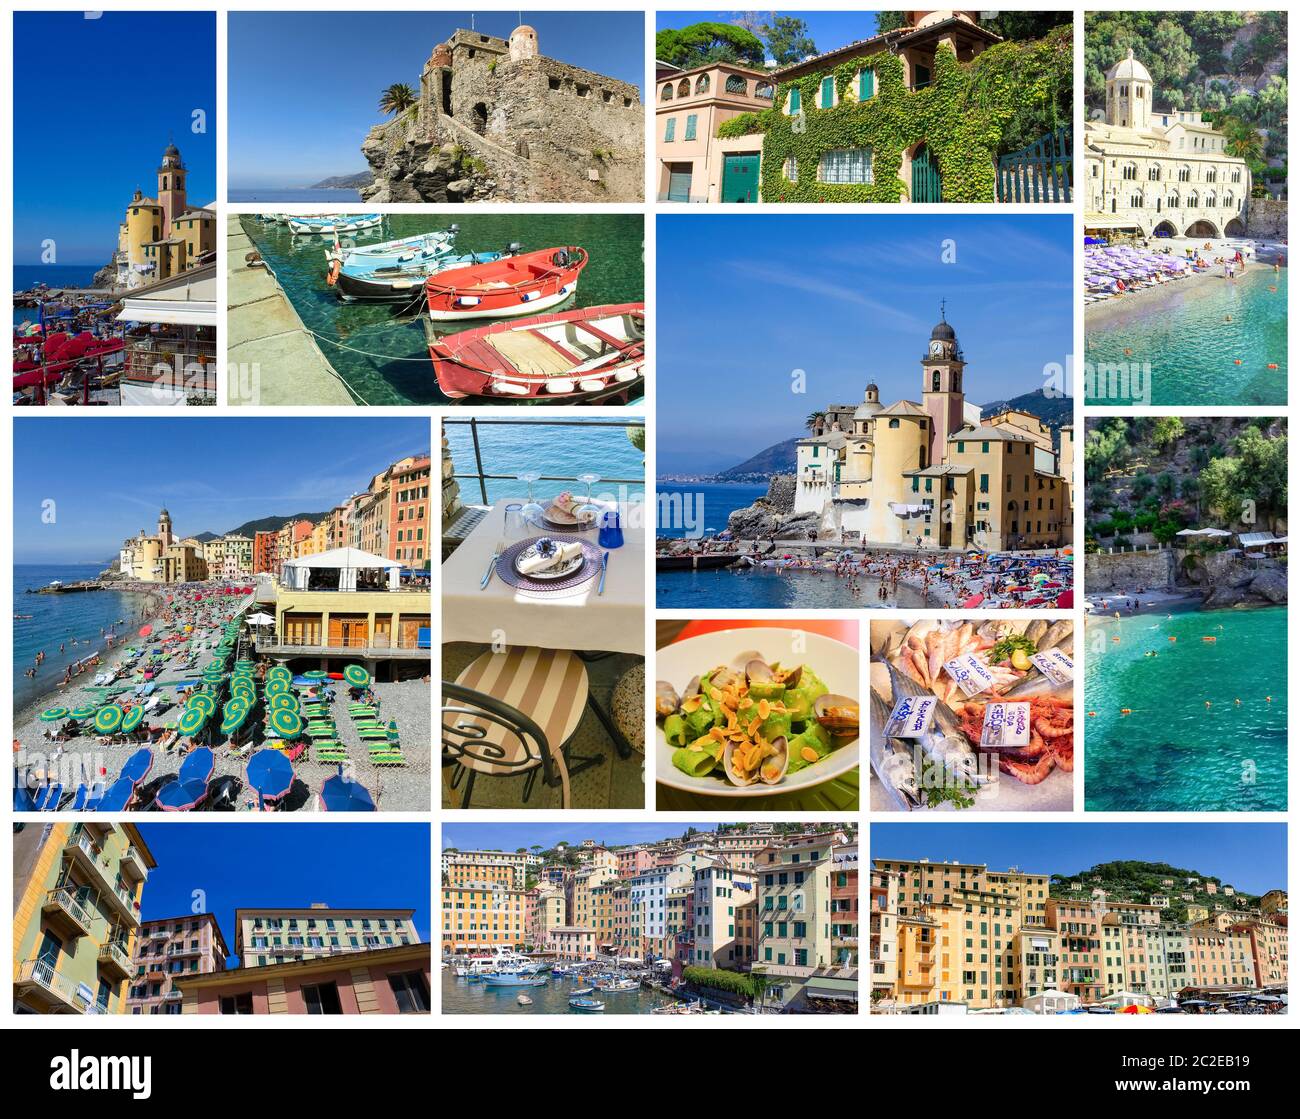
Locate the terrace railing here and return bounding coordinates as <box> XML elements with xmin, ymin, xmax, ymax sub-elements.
<box><xmin>998</xmin><ymin>126</ymin><xmax>1073</xmax><ymax>204</ymax></box>
<box><xmin>444</xmin><ymin>417</ymin><xmax>646</xmax><ymax>506</ymax></box>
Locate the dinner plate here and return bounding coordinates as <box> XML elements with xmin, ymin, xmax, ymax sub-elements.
<box><xmin>654</xmin><ymin>628</ymin><xmax>859</xmax><ymax>798</ymax></box>
<box><xmin>512</xmin><ymin>543</ymin><xmax>585</xmax><ymax>581</ymax></box>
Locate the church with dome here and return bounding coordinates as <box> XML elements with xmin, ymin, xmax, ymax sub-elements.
<box><xmin>115</xmin><ymin>141</ymin><xmax>215</xmax><ymax>289</ymax></box>
<box><xmin>792</xmin><ymin>309</ymin><xmax>1072</xmax><ymax>551</ymax></box>
<box><xmin>1083</xmin><ymin>49</ymin><xmax>1250</xmax><ymax>239</ymax></box>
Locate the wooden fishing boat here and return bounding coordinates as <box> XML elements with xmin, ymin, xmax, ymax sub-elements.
<box><xmin>332</xmin><ymin>247</ymin><xmax>513</xmax><ymax>303</ymax></box>
<box><xmin>288</xmin><ymin>213</ymin><xmax>382</xmax><ymax>235</ymax></box>
<box><xmin>327</xmin><ymin>228</ymin><xmax>459</xmax><ymax>270</ymax></box>
<box><xmin>427</xmin><ymin>302</ymin><xmax>644</xmax><ymax>402</ymax></box>
<box><xmin>424</xmin><ymin>247</ymin><xmax>586</xmax><ymax>321</ymax></box>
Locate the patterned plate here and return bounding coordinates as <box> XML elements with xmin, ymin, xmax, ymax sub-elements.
<box><xmin>495</xmin><ymin>537</ymin><xmax>603</xmax><ymax>592</ymax></box>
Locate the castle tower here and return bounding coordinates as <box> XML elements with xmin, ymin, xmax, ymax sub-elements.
<box><xmin>854</xmin><ymin>382</ymin><xmax>882</xmax><ymax>434</ymax></box>
<box><xmin>509</xmin><ymin>24</ymin><xmax>538</xmax><ymax>62</ymax></box>
<box><xmin>920</xmin><ymin>303</ymin><xmax>966</xmax><ymax>466</ymax></box>
<box><xmin>157</xmin><ymin>507</ymin><xmax>174</xmax><ymax>550</ymax></box>
<box><xmin>1105</xmin><ymin>49</ymin><xmax>1152</xmax><ymax>130</ymax></box>
<box><xmin>156</xmin><ymin>141</ymin><xmax>187</xmax><ymax>236</ymax></box>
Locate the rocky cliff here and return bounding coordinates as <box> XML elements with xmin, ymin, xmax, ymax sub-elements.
<box><xmin>725</xmin><ymin>475</ymin><xmax>820</xmax><ymax>541</ymax></box>
<box><xmin>1188</xmin><ymin>551</ymin><xmax>1288</xmax><ymax>608</ymax></box>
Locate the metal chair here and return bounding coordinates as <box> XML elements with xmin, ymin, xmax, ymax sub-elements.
<box><xmin>442</xmin><ymin>647</ymin><xmax>604</xmax><ymax>809</ymax></box>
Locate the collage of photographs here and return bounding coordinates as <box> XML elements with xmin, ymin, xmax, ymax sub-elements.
<box><xmin>2</xmin><ymin>3</ymin><xmax>1291</xmax><ymax>1037</ymax></box>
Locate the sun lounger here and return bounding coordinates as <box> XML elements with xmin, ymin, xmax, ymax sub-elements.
<box><xmin>38</xmin><ymin>783</ymin><xmax>65</xmax><ymax>811</ymax></box>
<box><xmin>84</xmin><ymin>781</ymin><xmax>106</xmax><ymax>811</ymax></box>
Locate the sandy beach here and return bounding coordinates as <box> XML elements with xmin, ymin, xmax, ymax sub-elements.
<box><xmin>1084</xmin><ymin>588</ymin><xmax>1205</xmax><ymax>617</ymax></box>
<box><xmin>15</xmin><ymin>589</ymin><xmax>430</xmax><ymax>812</ymax></box>
<box><xmin>1085</xmin><ymin>257</ymin><xmax>1278</xmax><ymax>329</ymax></box>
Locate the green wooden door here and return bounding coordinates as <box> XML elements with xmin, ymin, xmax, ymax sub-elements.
<box><xmin>721</xmin><ymin>153</ymin><xmax>760</xmax><ymax>203</ymax></box>
<box><xmin>911</xmin><ymin>146</ymin><xmax>942</xmax><ymax>203</ymax></box>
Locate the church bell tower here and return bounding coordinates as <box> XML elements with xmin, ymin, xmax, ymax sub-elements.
<box><xmin>920</xmin><ymin>301</ymin><xmax>967</xmax><ymax>465</ymax></box>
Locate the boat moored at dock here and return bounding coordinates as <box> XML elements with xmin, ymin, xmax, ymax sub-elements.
<box><xmin>425</xmin><ymin>246</ymin><xmax>586</xmax><ymax>321</ymax></box>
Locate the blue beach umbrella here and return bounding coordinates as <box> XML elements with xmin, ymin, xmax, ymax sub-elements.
<box><xmin>246</xmin><ymin>749</ymin><xmax>294</xmax><ymax>803</ymax></box>
<box><xmin>155</xmin><ymin>778</ymin><xmax>209</xmax><ymax>812</ymax></box>
<box><xmin>119</xmin><ymin>747</ymin><xmax>154</xmax><ymax>786</ymax></box>
<box><xmin>319</xmin><ymin>772</ymin><xmax>376</xmax><ymax>812</ymax></box>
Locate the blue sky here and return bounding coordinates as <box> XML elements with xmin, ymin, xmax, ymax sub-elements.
<box><xmin>12</xmin><ymin>11</ymin><xmax>216</xmax><ymax>265</ymax></box>
<box><xmin>657</xmin><ymin>10</ymin><xmax>884</xmax><ymax>61</ymax></box>
<box><xmin>443</xmin><ymin>823</ymin><xmax>744</xmax><ymax>851</ymax></box>
<box><xmin>870</xmin><ymin>823</ymin><xmax>1287</xmax><ymax>896</ymax></box>
<box><xmin>136</xmin><ymin>824</ymin><xmax>431</xmax><ymax>967</ymax></box>
<box><xmin>228</xmin><ymin>10</ymin><xmax>646</xmax><ymax>188</ymax></box>
<box><xmin>12</xmin><ymin>418</ymin><xmax>429</xmax><ymax>564</ymax></box>
<box><xmin>657</xmin><ymin>214</ymin><xmax>1073</xmax><ymax>474</ymax></box>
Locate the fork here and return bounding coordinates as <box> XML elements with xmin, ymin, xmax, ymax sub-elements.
<box><xmin>480</xmin><ymin>540</ymin><xmax>507</xmax><ymax>589</ymax></box>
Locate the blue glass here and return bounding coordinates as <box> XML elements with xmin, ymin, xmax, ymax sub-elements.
<box><xmin>597</xmin><ymin>510</ymin><xmax>624</xmax><ymax>549</ymax></box>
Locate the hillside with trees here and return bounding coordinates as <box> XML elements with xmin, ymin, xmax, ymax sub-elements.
<box><xmin>1085</xmin><ymin>12</ymin><xmax>1287</xmax><ymax>191</ymax></box>
<box><xmin>1051</xmin><ymin>860</ymin><xmax>1262</xmax><ymax>925</ymax></box>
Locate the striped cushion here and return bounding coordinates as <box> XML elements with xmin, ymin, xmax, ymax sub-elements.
<box><xmin>450</xmin><ymin>647</ymin><xmax>589</xmax><ymax>775</ymax></box>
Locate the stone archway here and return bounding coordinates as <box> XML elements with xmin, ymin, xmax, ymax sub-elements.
<box><xmin>1225</xmin><ymin>217</ymin><xmax>1247</xmax><ymax>236</ymax></box>
<box><xmin>1185</xmin><ymin>218</ymin><xmax>1221</xmax><ymax>238</ymax></box>
<box><xmin>1152</xmin><ymin>219</ymin><xmax>1178</xmax><ymax>237</ymax></box>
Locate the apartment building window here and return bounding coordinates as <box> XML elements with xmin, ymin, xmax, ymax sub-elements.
<box><xmin>303</xmin><ymin>981</ymin><xmax>344</xmax><ymax>1014</ymax></box>
<box><xmin>220</xmin><ymin>993</ymin><xmax>255</xmax><ymax>1015</ymax></box>
<box><xmin>389</xmin><ymin>971</ymin><xmax>431</xmax><ymax>1013</ymax></box>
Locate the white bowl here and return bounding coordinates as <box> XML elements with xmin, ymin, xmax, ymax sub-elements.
<box><xmin>654</xmin><ymin>628</ymin><xmax>859</xmax><ymax>798</ymax></box>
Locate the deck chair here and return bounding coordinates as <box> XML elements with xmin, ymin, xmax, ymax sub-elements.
<box><xmin>83</xmin><ymin>781</ymin><xmax>106</xmax><ymax>811</ymax></box>
<box><xmin>38</xmin><ymin>783</ymin><xmax>65</xmax><ymax>811</ymax></box>
<box><xmin>69</xmin><ymin>785</ymin><xmax>89</xmax><ymax>811</ymax></box>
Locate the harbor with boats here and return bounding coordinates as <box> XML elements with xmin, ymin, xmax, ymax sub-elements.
<box><xmin>228</xmin><ymin>212</ymin><xmax>644</xmax><ymax>406</ymax></box>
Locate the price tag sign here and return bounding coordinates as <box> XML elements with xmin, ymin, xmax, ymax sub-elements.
<box><xmin>981</xmin><ymin>702</ymin><xmax>1031</xmax><ymax>749</ymax></box>
<box><xmin>1030</xmin><ymin>649</ymin><xmax>1074</xmax><ymax>686</ymax></box>
<box><xmin>944</xmin><ymin>653</ymin><xmax>997</xmax><ymax>697</ymax></box>
<box><xmin>884</xmin><ymin>695</ymin><xmax>937</xmax><ymax>739</ymax></box>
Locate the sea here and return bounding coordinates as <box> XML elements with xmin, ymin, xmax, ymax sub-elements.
<box><xmin>442</xmin><ymin>972</ymin><xmax>680</xmax><ymax>1016</ymax></box>
<box><xmin>443</xmin><ymin>418</ymin><xmax>645</xmax><ymax>507</ymax></box>
<box><xmin>1084</xmin><ymin>605</ymin><xmax>1287</xmax><ymax>811</ymax></box>
<box><xmin>1085</xmin><ymin>268</ymin><xmax>1287</xmax><ymax>406</ymax></box>
<box><xmin>229</xmin><ymin>188</ymin><xmax>364</xmax><ymax>202</ymax></box>
<box><xmin>655</xmin><ymin>481</ymin><xmax>767</xmax><ymax>539</ymax></box>
<box><xmin>14</xmin><ymin>264</ymin><xmax>103</xmax><ymax>291</ymax></box>
<box><xmin>241</xmin><ymin>213</ymin><xmax>645</xmax><ymax>405</ymax></box>
<box><xmin>13</xmin><ymin>565</ymin><xmax>159</xmax><ymax>713</ymax></box>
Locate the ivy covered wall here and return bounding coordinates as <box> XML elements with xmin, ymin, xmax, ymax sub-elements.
<box><xmin>716</xmin><ymin>25</ymin><xmax>1072</xmax><ymax>203</ymax></box>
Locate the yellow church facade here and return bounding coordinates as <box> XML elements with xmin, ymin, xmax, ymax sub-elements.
<box><xmin>115</xmin><ymin>142</ymin><xmax>215</xmax><ymax>289</ymax></box>
<box><xmin>793</xmin><ymin>313</ymin><xmax>1070</xmax><ymax>552</ymax></box>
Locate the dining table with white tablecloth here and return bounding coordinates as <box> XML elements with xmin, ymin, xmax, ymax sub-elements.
<box><xmin>441</xmin><ymin>498</ymin><xmax>646</xmax><ymax>655</ymax></box>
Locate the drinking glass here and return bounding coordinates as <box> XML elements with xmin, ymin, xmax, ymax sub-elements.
<box><xmin>518</xmin><ymin>471</ymin><xmax>544</xmax><ymax>523</ymax></box>
<box><xmin>598</xmin><ymin>510</ymin><xmax>624</xmax><ymax>549</ymax></box>
<box><xmin>576</xmin><ymin>471</ymin><xmax>603</xmax><ymax>525</ymax></box>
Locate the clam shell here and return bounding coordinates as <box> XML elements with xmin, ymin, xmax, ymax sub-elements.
<box><xmin>758</xmin><ymin>735</ymin><xmax>789</xmax><ymax>785</ymax></box>
<box><xmin>814</xmin><ymin>693</ymin><xmax>860</xmax><ymax>735</ymax></box>
<box><xmin>655</xmin><ymin>680</ymin><xmax>679</xmax><ymax>718</ymax></box>
<box><xmin>721</xmin><ymin>738</ymin><xmax>760</xmax><ymax>786</ymax></box>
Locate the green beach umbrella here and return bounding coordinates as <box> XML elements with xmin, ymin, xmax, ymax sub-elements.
<box><xmin>178</xmin><ymin>706</ymin><xmax>208</xmax><ymax>737</ymax></box>
<box><xmin>205</xmin><ymin>660</ymin><xmax>226</xmax><ymax>674</ymax></box>
<box><xmin>40</xmin><ymin>707</ymin><xmax>71</xmax><ymax>722</ymax></box>
<box><xmin>304</xmin><ymin>670</ymin><xmax>329</xmax><ymax>681</ymax></box>
<box><xmin>121</xmin><ymin>706</ymin><xmax>144</xmax><ymax>734</ymax></box>
<box><xmin>264</xmin><ymin>679</ymin><xmax>289</xmax><ymax>698</ymax></box>
<box><xmin>343</xmin><ymin>664</ymin><xmax>370</xmax><ymax>688</ymax></box>
<box><xmin>70</xmin><ymin>705</ymin><xmax>97</xmax><ymax>719</ymax></box>
<box><xmin>94</xmin><ymin>705</ymin><xmax>125</xmax><ymax>734</ymax></box>
<box><xmin>268</xmin><ymin>689</ymin><xmax>299</xmax><ymax>708</ymax></box>
<box><xmin>269</xmin><ymin>707</ymin><xmax>304</xmax><ymax>739</ymax></box>
<box><xmin>187</xmin><ymin>691</ymin><xmax>218</xmax><ymax>716</ymax></box>
<box><xmin>267</xmin><ymin>668</ymin><xmax>292</xmax><ymax>685</ymax></box>
<box><xmin>220</xmin><ymin>705</ymin><xmax>250</xmax><ymax>736</ymax></box>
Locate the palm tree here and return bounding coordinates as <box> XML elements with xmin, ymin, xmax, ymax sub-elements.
<box><xmin>378</xmin><ymin>83</ymin><xmax>417</xmax><ymax>116</ymax></box>
<box><xmin>1220</xmin><ymin>117</ymin><xmax>1264</xmax><ymax>163</ymax></box>
<box><xmin>805</xmin><ymin>410</ymin><xmax>826</xmax><ymax>434</ymax></box>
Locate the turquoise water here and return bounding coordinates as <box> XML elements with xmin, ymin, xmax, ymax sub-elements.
<box><xmin>443</xmin><ymin>419</ymin><xmax>645</xmax><ymax>507</ymax></box>
<box><xmin>1085</xmin><ymin>269</ymin><xmax>1287</xmax><ymax>406</ymax></box>
<box><xmin>656</xmin><ymin>565</ymin><xmax>930</xmax><ymax>609</ymax></box>
<box><xmin>442</xmin><ymin>972</ymin><xmax>677</xmax><ymax>1016</ymax></box>
<box><xmin>242</xmin><ymin>213</ymin><xmax>645</xmax><ymax>405</ymax></box>
<box><xmin>13</xmin><ymin>565</ymin><xmax>159</xmax><ymax>712</ymax></box>
<box><xmin>1084</xmin><ymin>607</ymin><xmax>1287</xmax><ymax>811</ymax></box>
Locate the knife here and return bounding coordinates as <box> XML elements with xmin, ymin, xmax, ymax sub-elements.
<box><xmin>597</xmin><ymin>551</ymin><xmax>609</xmax><ymax>595</ymax></box>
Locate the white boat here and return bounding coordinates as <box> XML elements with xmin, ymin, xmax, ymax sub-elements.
<box><xmin>329</xmin><ymin>228</ymin><xmax>458</xmax><ymax>269</ymax></box>
<box><xmin>288</xmin><ymin>213</ymin><xmax>383</xmax><ymax>235</ymax></box>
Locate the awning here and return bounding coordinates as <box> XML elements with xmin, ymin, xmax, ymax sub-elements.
<box><xmin>1237</xmin><ymin>532</ymin><xmax>1278</xmax><ymax>548</ymax></box>
<box><xmin>116</xmin><ymin>298</ymin><xmax>217</xmax><ymax>326</ymax></box>
<box><xmin>803</xmin><ymin>977</ymin><xmax>858</xmax><ymax>1002</ymax></box>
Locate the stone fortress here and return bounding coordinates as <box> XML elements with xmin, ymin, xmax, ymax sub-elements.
<box><xmin>361</xmin><ymin>23</ymin><xmax>644</xmax><ymax>203</ymax></box>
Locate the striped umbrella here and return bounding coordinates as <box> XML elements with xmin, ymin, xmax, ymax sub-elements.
<box><xmin>264</xmin><ymin>677</ymin><xmax>289</xmax><ymax>696</ymax></box>
<box><xmin>94</xmin><ymin>705</ymin><xmax>125</xmax><ymax>734</ymax></box>
<box><xmin>269</xmin><ymin>707</ymin><xmax>304</xmax><ymax>739</ymax></box>
<box><xmin>268</xmin><ymin>690</ymin><xmax>299</xmax><ymax>709</ymax></box>
<box><xmin>304</xmin><ymin>670</ymin><xmax>329</xmax><ymax>681</ymax></box>
<box><xmin>343</xmin><ymin>664</ymin><xmax>370</xmax><ymax>688</ymax></box>
<box><xmin>220</xmin><ymin>704</ymin><xmax>250</xmax><ymax>736</ymax></box>
<box><xmin>178</xmin><ymin>706</ymin><xmax>208</xmax><ymax>737</ymax></box>
<box><xmin>187</xmin><ymin>692</ymin><xmax>217</xmax><ymax>716</ymax></box>
<box><xmin>121</xmin><ymin>706</ymin><xmax>145</xmax><ymax>734</ymax></box>
<box><xmin>40</xmin><ymin>707</ymin><xmax>71</xmax><ymax>722</ymax></box>
<box><xmin>70</xmin><ymin>705</ymin><xmax>97</xmax><ymax>719</ymax></box>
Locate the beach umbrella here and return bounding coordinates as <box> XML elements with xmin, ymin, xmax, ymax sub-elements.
<box><xmin>268</xmin><ymin>693</ymin><xmax>299</xmax><ymax>714</ymax></box>
<box><xmin>269</xmin><ymin>707</ymin><xmax>304</xmax><ymax>740</ymax></box>
<box><xmin>319</xmin><ymin>772</ymin><xmax>376</xmax><ymax>812</ymax></box>
<box><xmin>220</xmin><ymin>705</ymin><xmax>250</xmax><ymax>736</ymax></box>
<box><xmin>138</xmin><ymin>624</ymin><xmax>153</xmax><ymax>638</ymax></box>
<box><xmin>187</xmin><ymin>691</ymin><xmax>217</xmax><ymax>716</ymax></box>
<box><xmin>179</xmin><ymin>746</ymin><xmax>215</xmax><ymax>785</ymax></box>
<box><xmin>69</xmin><ymin>705</ymin><xmax>96</xmax><ymax>719</ymax></box>
<box><xmin>120</xmin><ymin>706</ymin><xmax>145</xmax><ymax>734</ymax></box>
<box><xmin>119</xmin><ymin>747</ymin><xmax>154</xmax><ymax>786</ymax></box>
<box><xmin>304</xmin><ymin>670</ymin><xmax>329</xmax><ymax>681</ymax></box>
<box><xmin>343</xmin><ymin>664</ymin><xmax>370</xmax><ymax>688</ymax></box>
<box><xmin>246</xmin><ymin>748</ymin><xmax>294</xmax><ymax>803</ymax></box>
<box><xmin>94</xmin><ymin>705</ymin><xmax>125</xmax><ymax>734</ymax></box>
<box><xmin>178</xmin><ymin>706</ymin><xmax>208</xmax><ymax>737</ymax></box>
<box><xmin>40</xmin><ymin>707</ymin><xmax>71</xmax><ymax>722</ymax></box>
<box><xmin>155</xmin><ymin>778</ymin><xmax>209</xmax><ymax>812</ymax></box>
<box><xmin>264</xmin><ymin>677</ymin><xmax>289</xmax><ymax>697</ymax></box>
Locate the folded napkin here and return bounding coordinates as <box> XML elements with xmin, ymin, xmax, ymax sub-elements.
<box><xmin>547</xmin><ymin>491</ymin><xmax>595</xmax><ymax>523</ymax></box>
<box><xmin>516</xmin><ymin>541</ymin><xmax>583</xmax><ymax>575</ymax></box>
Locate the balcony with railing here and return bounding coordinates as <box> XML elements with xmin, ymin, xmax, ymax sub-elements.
<box><xmin>121</xmin><ymin>329</ymin><xmax>217</xmax><ymax>400</ymax></box>
<box><xmin>120</xmin><ymin>845</ymin><xmax>150</xmax><ymax>883</ymax></box>
<box><xmin>98</xmin><ymin>939</ymin><xmax>134</xmax><ymax>981</ymax></box>
<box><xmin>41</xmin><ymin>887</ymin><xmax>94</xmax><ymax>939</ymax></box>
<box><xmin>14</xmin><ymin>958</ymin><xmax>95</xmax><ymax>1014</ymax></box>
<box><xmin>63</xmin><ymin>828</ymin><xmax>140</xmax><ymax>926</ymax></box>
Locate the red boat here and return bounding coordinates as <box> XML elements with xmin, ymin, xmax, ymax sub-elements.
<box><xmin>425</xmin><ymin>247</ymin><xmax>586</xmax><ymax>321</ymax></box>
<box><xmin>427</xmin><ymin>303</ymin><xmax>645</xmax><ymax>403</ymax></box>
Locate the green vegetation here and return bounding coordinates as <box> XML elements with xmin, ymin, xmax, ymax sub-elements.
<box><xmin>656</xmin><ymin>22</ymin><xmax>765</xmax><ymax>69</ymax></box>
<box><xmin>750</xmin><ymin>14</ymin><xmax>816</xmax><ymax>67</ymax></box>
<box><xmin>682</xmin><ymin>966</ymin><xmax>755</xmax><ymax>999</ymax></box>
<box><xmin>1050</xmin><ymin>860</ymin><xmax>1260</xmax><ymax>926</ymax></box>
<box><xmin>378</xmin><ymin>82</ymin><xmax>416</xmax><ymax>116</ymax></box>
<box><xmin>717</xmin><ymin>25</ymin><xmax>1071</xmax><ymax>203</ymax></box>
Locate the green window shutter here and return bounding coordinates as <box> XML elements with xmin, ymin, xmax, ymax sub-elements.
<box><xmin>664</xmin><ymin>117</ymin><xmax>675</xmax><ymax>142</ymax></box>
<box><xmin>684</xmin><ymin>114</ymin><xmax>697</xmax><ymax>140</ymax></box>
<box><xmin>860</xmin><ymin>69</ymin><xmax>875</xmax><ymax>100</ymax></box>
<box><xmin>821</xmin><ymin>77</ymin><xmax>834</xmax><ymax>108</ymax></box>
<box><xmin>789</xmin><ymin>86</ymin><xmax>800</xmax><ymax>113</ymax></box>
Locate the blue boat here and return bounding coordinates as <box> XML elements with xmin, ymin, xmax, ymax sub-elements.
<box><xmin>569</xmin><ymin>996</ymin><xmax>605</xmax><ymax>1012</ymax></box>
<box><xmin>288</xmin><ymin>213</ymin><xmax>383</xmax><ymax>235</ymax></box>
<box><xmin>483</xmin><ymin>971</ymin><xmax>548</xmax><ymax>988</ymax></box>
<box><xmin>331</xmin><ymin>229</ymin><xmax>459</xmax><ymax>270</ymax></box>
<box><xmin>333</xmin><ymin>246</ymin><xmax>520</xmax><ymax>303</ymax></box>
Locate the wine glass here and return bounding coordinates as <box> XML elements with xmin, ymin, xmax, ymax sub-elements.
<box><xmin>575</xmin><ymin>471</ymin><xmax>603</xmax><ymax>526</ymax></box>
<box><xmin>518</xmin><ymin>471</ymin><xmax>544</xmax><ymax>524</ymax></box>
